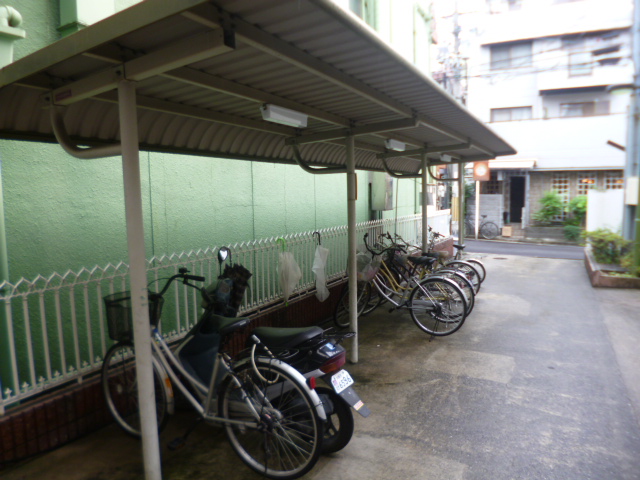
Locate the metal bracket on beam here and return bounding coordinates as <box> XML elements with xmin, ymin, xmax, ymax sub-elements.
<box><xmin>48</xmin><ymin>28</ymin><xmax>235</xmax><ymax>106</ymax></box>
<box><xmin>380</xmin><ymin>156</ymin><xmax>422</xmax><ymax>179</ymax></box>
<box><xmin>376</xmin><ymin>142</ymin><xmax>472</xmax><ymax>159</ymax></box>
<box><xmin>291</xmin><ymin>145</ymin><xmax>347</xmax><ymax>174</ymax></box>
<box><xmin>285</xmin><ymin>117</ymin><xmax>419</xmax><ymax>146</ymax></box>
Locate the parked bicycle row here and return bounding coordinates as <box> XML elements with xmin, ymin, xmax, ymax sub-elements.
<box><xmin>99</xmin><ymin>230</ymin><xmax>483</xmax><ymax>479</ymax></box>
<box><xmin>101</xmin><ymin>247</ymin><xmax>369</xmax><ymax>480</ymax></box>
<box><xmin>334</xmin><ymin>228</ymin><xmax>486</xmax><ymax>337</ymax></box>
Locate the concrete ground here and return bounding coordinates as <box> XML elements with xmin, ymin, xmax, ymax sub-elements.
<box><xmin>3</xmin><ymin>254</ymin><xmax>640</xmax><ymax>480</ymax></box>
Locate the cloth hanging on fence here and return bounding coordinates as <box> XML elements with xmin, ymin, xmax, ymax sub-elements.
<box><xmin>310</xmin><ymin>231</ymin><xmax>329</xmax><ymax>302</ymax></box>
<box><xmin>278</xmin><ymin>251</ymin><xmax>302</xmax><ymax>305</ymax></box>
<box><xmin>312</xmin><ymin>245</ymin><xmax>330</xmax><ymax>302</ymax></box>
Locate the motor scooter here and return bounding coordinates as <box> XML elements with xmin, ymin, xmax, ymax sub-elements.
<box><xmin>175</xmin><ymin>247</ymin><xmax>369</xmax><ymax>454</ymax></box>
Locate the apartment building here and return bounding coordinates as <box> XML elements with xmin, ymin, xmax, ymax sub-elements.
<box><xmin>435</xmin><ymin>0</ymin><xmax>633</xmax><ymax>228</ymax></box>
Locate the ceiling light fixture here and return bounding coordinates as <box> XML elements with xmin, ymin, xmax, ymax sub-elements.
<box><xmin>260</xmin><ymin>104</ymin><xmax>308</xmax><ymax>128</ymax></box>
<box><xmin>384</xmin><ymin>139</ymin><xmax>405</xmax><ymax>151</ymax></box>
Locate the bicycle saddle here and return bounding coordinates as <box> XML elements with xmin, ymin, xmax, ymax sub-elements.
<box><xmin>195</xmin><ymin>313</ymin><xmax>251</xmax><ymax>336</ymax></box>
<box><xmin>453</xmin><ymin>244</ymin><xmax>465</xmax><ymax>250</ymax></box>
<box><xmin>406</xmin><ymin>256</ymin><xmax>437</xmax><ymax>267</ymax></box>
<box><xmin>252</xmin><ymin>326</ymin><xmax>323</xmax><ymax>350</ymax></box>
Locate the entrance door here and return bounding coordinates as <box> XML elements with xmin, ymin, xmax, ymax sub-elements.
<box><xmin>509</xmin><ymin>176</ymin><xmax>526</xmax><ymax>223</ymax></box>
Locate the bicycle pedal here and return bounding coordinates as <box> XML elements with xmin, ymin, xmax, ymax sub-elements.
<box><xmin>167</xmin><ymin>437</ymin><xmax>186</xmax><ymax>451</ymax></box>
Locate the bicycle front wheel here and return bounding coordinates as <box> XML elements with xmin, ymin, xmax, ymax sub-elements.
<box><xmin>102</xmin><ymin>342</ymin><xmax>169</xmax><ymax>437</ymax></box>
<box><xmin>220</xmin><ymin>361</ymin><xmax>323</xmax><ymax>479</ymax></box>
<box><xmin>409</xmin><ymin>277</ymin><xmax>467</xmax><ymax>336</ymax></box>
<box><xmin>480</xmin><ymin>221</ymin><xmax>500</xmax><ymax>240</ymax></box>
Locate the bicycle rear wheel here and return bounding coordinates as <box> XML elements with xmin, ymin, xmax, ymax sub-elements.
<box><xmin>333</xmin><ymin>281</ymin><xmax>372</xmax><ymax>328</ymax></box>
<box><xmin>466</xmin><ymin>258</ymin><xmax>487</xmax><ymax>283</ymax></box>
<box><xmin>434</xmin><ymin>270</ymin><xmax>475</xmax><ymax>316</ymax></box>
<box><xmin>442</xmin><ymin>260</ymin><xmax>482</xmax><ymax>294</ymax></box>
<box><xmin>102</xmin><ymin>342</ymin><xmax>169</xmax><ymax>437</ymax></box>
<box><xmin>480</xmin><ymin>221</ymin><xmax>500</xmax><ymax>240</ymax></box>
<box><xmin>409</xmin><ymin>277</ymin><xmax>467</xmax><ymax>336</ymax></box>
<box><xmin>220</xmin><ymin>361</ymin><xmax>323</xmax><ymax>479</ymax></box>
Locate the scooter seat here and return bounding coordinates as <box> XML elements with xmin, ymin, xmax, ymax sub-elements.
<box><xmin>252</xmin><ymin>326</ymin><xmax>324</xmax><ymax>350</ymax></box>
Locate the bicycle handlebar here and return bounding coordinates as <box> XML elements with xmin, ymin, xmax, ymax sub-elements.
<box><xmin>157</xmin><ymin>268</ymin><xmax>206</xmax><ymax>296</ymax></box>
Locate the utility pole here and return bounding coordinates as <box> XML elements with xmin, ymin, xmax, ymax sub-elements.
<box><xmin>628</xmin><ymin>0</ymin><xmax>640</xmax><ymax>268</ymax></box>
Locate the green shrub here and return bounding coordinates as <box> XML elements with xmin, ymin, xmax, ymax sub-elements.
<box><xmin>582</xmin><ymin>229</ymin><xmax>630</xmax><ymax>265</ymax></box>
<box><xmin>566</xmin><ymin>195</ymin><xmax>587</xmax><ymax>226</ymax></box>
<box><xmin>533</xmin><ymin>190</ymin><xmax>564</xmax><ymax>224</ymax></box>
<box><xmin>563</xmin><ymin>225</ymin><xmax>582</xmax><ymax>242</ymax></box>
<box><xmin>620</xmin><ymin>250</ymin><xmax>640</xmax><ymax>277</ymax></box>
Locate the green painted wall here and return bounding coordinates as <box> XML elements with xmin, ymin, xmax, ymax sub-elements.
<box><xmin>0</xmin><ymin>0</ymin><xmax>415</xmax><ymax>283</ymax></box>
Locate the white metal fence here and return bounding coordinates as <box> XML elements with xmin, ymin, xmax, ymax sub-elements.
<box><xmin>0</xmin><ymin>214</ymin><xmax>427</xmax><ymax>414</ymax></box>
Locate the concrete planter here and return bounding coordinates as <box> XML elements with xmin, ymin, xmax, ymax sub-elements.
<box><xmin>584</xmin><ymin>247</ymin><xmax>640</xmax><ymax>289</ymax></box>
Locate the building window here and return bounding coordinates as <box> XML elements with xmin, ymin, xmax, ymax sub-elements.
<box><xmin>605</xmin><ymin>172</ymin><xmax>624</xmax><ymax>189</ymax></box>
<box><xmin>491</xmin><ymin>106</ymin><xmax>532</xmax><ymax>122</ymax></box>
<box><xmin>568</xmin><ymin>51</ymin><xmax>592</xmax><ymax>76</ymax></box>
<box><xmin>578</xmin><ymin>173</ymin><xmax>597</xmax><ymax>196</ymax></box>
<box><xmin>490</xmin><ymin>42</ymin><xmax>532</xmax><ymax>70</ymax></box>
<box><xmin>481</xmin><ymin>172</ymin><xmax>502</xmax><ymax>194</ymax></box>
<box><xmin>507</xmin><ymin>0</ymin><xmax>522</xmax><ymax>10</ymax></box>
<box><xmin>560</xmin><ymin>101</ymin><xmax>609</xmax><ymax>117</ymax></box>
<box><xmin>348</xmin><ymin>0</ymin><xmax>377</xmax><ymax>28</ymax></box>
<box><xmin>552</xmin><ymin>173</ymin><xmax>570</xmax><ymax>220</ymax></box>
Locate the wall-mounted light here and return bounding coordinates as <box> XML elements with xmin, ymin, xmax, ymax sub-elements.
<box><xmin>384</xmin><ymin>139</ymin><xmax>406</xmax><ymax>151</ymax></box>
<box><xmin>260</xmin><ymin>104</ymin><xmax>308</xmax><ymax>128</ymax></box>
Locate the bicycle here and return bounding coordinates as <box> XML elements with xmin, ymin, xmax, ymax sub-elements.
<box><xmin>367</xmin><ymin>232</ymin><xmax>477</xmax><ymax>317</ymax></box>
<box><xmin>101</xmin><ymin>269</ymin><xmax>325</xmax><ymax>479</ymax></box>
<box><xmin>334</xmin><ymin>234</ymin><xmax>469</xmax><ymax>337</ymax></box>
<box><xmin>452</xmin><ymin>243</ymin><xmax>487</xmax><ymax>283</ymax></box>
<box><xmin>394</xmin><ymin>230</ymin><xmax>483</xmax><ymax>295</ymax></box>
<box><xmin>465</xmin><ymin>214</ymin><xmax>500</xmax><ymax>240</ymax></box>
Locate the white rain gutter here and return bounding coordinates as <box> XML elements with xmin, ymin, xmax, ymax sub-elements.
<box><xmin>50</xmin><ymin>106</ymin><xmax>122</xmax><ymax>159</ymax></box>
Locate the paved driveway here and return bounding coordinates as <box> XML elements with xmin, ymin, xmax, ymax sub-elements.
<box><xmin>4</xmin><ymin>255</ymin><xmax>640</xmax><ymax>480</ymax></box>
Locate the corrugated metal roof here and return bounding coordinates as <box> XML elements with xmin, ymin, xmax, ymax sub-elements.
<box><xmin>0</xmin><ymin>0</ymin><xmax>516</xmax><ymax>174</ymax></box>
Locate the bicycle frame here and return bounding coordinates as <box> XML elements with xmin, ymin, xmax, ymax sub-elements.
<box><xmin>370</xmin><ymin>256</ymin><xmax>453</xmax><ymax>313</ymax></box>
<box><xmin>148</xmin><ymin>327</ymin><xmax>326</xmax><ymax>429</ymax></box>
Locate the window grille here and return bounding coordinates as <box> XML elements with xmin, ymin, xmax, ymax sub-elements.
<box><xmin>605</xmin><ymin>171</ymin><xmax>624</xmax><ymax>189</ymax></box>
<box><xmin>552</xmin><ymin>173</ymin><xmax>569</xmax><ymax>220</ymax></box>
<box><xmin>577</xmin><ymin>173</ymin><xmax>597</xmax><ymax>196</ymax></box>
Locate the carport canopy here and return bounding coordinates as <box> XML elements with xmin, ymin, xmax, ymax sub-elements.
<box><xmin>0</xmin><ymin>1</ymin><xmax>515</xmax><ymax>479</ymax></box>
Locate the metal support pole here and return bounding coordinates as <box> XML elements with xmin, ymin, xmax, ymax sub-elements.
<box><xmin>118</xmin><ymin>79</ymin><xmax>162</xmax><ymax>480</ymax></box>
<box><xmin>634</xmin><ymin>0</ymin><xmax>640</xmax><ymax>268</ymax></box>
<box><xmin>0</xmin><ymin>151</ymin><xmax>13</xmax><ymax>401</ymax></box>
<box><xmin>346</xmin><ymin>135</ymin><xmax>358</xmax><ymax>363</ymax></box>
<box><xmin>475</xmin><ymin>180</ymin><xmax>480</xmax><ymax>239</ymax></box>
<box><xmin>458</xmin><ymin>164</ymin><xmax>464</xmax><ymax>242</ymax></box>
<box><xmin>421</xmin><ymin>154</ymin><xmax>429</xmax><ymax>250</ymax></box>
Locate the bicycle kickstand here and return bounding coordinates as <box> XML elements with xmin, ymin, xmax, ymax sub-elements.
<box><xmin>168</xmin><ymin>416</ymin><xmax>203</xmax><ymax>450</ymax></box>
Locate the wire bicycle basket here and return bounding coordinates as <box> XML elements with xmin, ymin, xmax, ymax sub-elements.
<box><xmin>104</xmin><ymin>291</ymin><xmax>164</xmax><ymax>342</ymax></box>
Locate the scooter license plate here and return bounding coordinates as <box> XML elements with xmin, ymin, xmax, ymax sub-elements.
<box><xmin>331</xmin><ymin>370</ymin><xmax>354</xmax><ymax>394</ymax></box>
